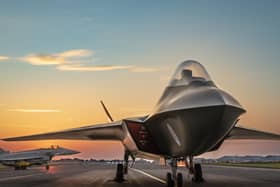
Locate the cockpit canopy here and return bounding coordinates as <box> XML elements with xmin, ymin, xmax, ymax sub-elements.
<box><xmin>50</xmin><ymin>145</ymin><xmax>60</xmax><ymax>150</ymax></box>
<box><xmin>168</xmin><ymin>60</ymin><xmax>214</xmax><ymax>87</ymax></box>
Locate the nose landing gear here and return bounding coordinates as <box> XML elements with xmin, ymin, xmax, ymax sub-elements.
<box><xmin>166</xmin><ymin>156</ymin><xmax>204</xmax><ymax>186</ymax></box>
<box><xmin>166</xmin><ymin>159</ymin><xmax>183</xmax><ymax>187</ymax></box>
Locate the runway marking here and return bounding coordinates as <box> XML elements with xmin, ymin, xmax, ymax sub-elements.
<box><xmin>131</xmin><ymin>168</ymin><xmax>166</xmax><ymax>184</ymax></box>
<box><xmin>0</xmin><ymin>173</ymin><xmax>43</xmax><ymax>182</ymax></box>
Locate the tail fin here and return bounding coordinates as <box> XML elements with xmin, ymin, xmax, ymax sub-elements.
<box><xmin>100</xmin><ymin>100</ymin><xmax>114</xmax><ymax>122</ymax></box>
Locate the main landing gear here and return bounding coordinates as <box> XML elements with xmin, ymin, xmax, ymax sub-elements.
<box><xmin>192</xmin><ymin>163</ymin><xmax>203</xmax><ymax>182</ymax></box>
<box><xmin>166</xmin><ymin>157</ymin><xmax>204</xmax><ymax>187</ymax></box>
<box><xmin>186</xmin><ymin>156</ymin><xmax>204</xmax><ymax>183</ymax></box>
<box><xmin>115</xmin><ymin>150</ymin><xmax>134</xmax><ymax>182</ymax></box>
<box><xmin>115</xmin><ymin>163</ymin><xmax>124</xmax><ymax>182</ymax></box>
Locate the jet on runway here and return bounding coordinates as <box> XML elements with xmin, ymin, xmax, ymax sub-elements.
<box><xmin>0</xmin><ymin>146</ymin><xmax>79</xmax><ymax>170</ymax></box>
<box><xmin>3</xmin><ymin>60</ymin><xmax>280</xmax><ymax>187</ymax></box>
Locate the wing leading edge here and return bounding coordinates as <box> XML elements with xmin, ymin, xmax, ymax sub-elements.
<box><xmin>3</xmin><ymin>121</ymin><xmax>124</xmax><ymax>141</ymax></box>
<box><xmin>0</xmin><ymin>155</ymin><xmax>43</xmax><ymax>161</ymax></box>
<box><xmin>227</xmin><ymin>126</ymin><xmax>280</xmax><ymax>140</ymax></box>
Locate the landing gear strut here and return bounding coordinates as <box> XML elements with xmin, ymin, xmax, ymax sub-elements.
<box><xmin>124</xmin><ymin>150</ymin><xmax>129</xmax><ymax>174</ymax></box>
<box><xmin>166</xmin><ymin>158</ymin><xmax>183</xmax><ymax>187</ymax></box>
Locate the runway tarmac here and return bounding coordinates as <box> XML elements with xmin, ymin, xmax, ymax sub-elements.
<box><xmin>0</xmin><ymin>162</ymin><xmax>279</xmax><ymax>187</ymax></box>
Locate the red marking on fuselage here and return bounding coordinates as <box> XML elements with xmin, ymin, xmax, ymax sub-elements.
<box><xmin>125</xmin><ymin>120</ymin><xmax>160</xmax><ymax>154</ymax></box>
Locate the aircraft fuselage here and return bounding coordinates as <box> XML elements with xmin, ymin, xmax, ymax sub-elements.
<box><xmin>125</xmin><ymin>82</ymin><xmax>245</xmax><ymax>158</ymax></box>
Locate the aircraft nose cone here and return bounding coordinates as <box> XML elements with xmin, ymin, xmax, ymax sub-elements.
<box><xmin>65</xmin><ymin>149</ymin><xmax>80</xmax><ymax>155</ymax></box>
<box><xmin>147</xmin><ymin>87</ymin><xmax>246</xmax><ymax>157</ymax></box>
<box><xmin>71</xmin><ymin>150</ymin><xmax>80</xmax><ymax>154</ymax></box>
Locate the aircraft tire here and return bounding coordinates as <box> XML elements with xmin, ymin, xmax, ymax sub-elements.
<box><xmin>192</xmin><ymin>163</ymin><xmax>203</xmax><ymax>183</ymax></box>
<box><xmin>115</xmin><ymin>163</ymin><xmax>124</xmax><ymax>182</ymax></box>
<box><xmin>177</xmin><ymin>172</ymin><xmax>183</xmax><ymax>187</ymax></box>
<box><xmin>166</xmin><ymin>172</ymin><xmax>174</xmax><ymax>187</ymax></box>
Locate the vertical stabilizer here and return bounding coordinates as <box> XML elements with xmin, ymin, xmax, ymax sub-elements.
<box><xmin>100</xmin><ymin>100</ymin><xmax>114</xmax><ymax>122</ymax></box>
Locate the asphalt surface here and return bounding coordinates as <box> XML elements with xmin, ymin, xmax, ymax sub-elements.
<box><xmin>0</xmin><ymin>162</ymin><xmax>279</xmax><ymax>187</ymax></box>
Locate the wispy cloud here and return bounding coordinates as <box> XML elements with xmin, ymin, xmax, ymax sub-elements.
<box><xmin>58</xmin><ymin>49</ymin><xmax>92</xmax><ymax>58</ymax></box>
<box><xmin>20</xmin><ymin>49</ymin><xmax>92</xmax><ymax>66</ymax></box>
<box><xmin>0</xmin><ymin>56</ymin><xmax>9</xmax><ymax>61</ymax></box>
<box><xmin>21</xmin><ymin>54</ymin><xmax>65</xmax><ymax>65</ymax></box>
<box><xmin>130</xmin><ymin>67</ymin><xmax>160</xmax><ymax>73</ymax></box>
<box><xmin>8</xmin><ymin>109</ymin><xmax>61</xmax><ymax>113</ymax></box>
<box><xmin>57</xmin><ymin>64</ymin><xmax>132</xmax><ymax>72</ymax></box>
<box><xmin>18</xmin><ymin>49</ymin><xmax>161</xmax><ymax>73</ymax></box>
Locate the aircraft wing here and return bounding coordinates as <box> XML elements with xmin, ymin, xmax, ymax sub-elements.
<box><xmin>0</xmin><ymin>155</ymin><xmax>43</xmax><ymax>161</ymax></box>
<box><xmin>227</xmin><ymin>126</ymin><xmax>280</xmax><ymax>140</ymax></box>
<box><xmin>2</xmin><ymin>121</ymin><xmax>124</xmax><ymax>141</ymax></box>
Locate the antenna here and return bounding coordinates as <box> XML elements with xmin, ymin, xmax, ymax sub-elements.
<box><xmin>100</xmin><ymin>100</ymin><xmax>114</xmax><ymax>122</ymax></box>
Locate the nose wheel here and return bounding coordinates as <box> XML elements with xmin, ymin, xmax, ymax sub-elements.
<box><xmin>166</xmin><ymin>172</ymin><xmax>183</xmax><ymax>187</ymax></box>
<box><xmin>166</xmin><ymin>172</ymin><xmax>174</xmax><ymax>187</ymax></box>
<box><xmin>177</xmin><ymin>172</ymin><xmax>183</xmax><ymax>187</ymax></box>
<box><xmin>166</xmin><ymin>159</ymin><xmax>183</xmax><ymax>187</ymax></box>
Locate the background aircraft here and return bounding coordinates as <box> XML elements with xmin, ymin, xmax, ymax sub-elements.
<box><xmin>3</xmin><ymin>60</ymin><xmax>280</xmax><ymax>187</ymax></box>
<box><xmin>0</xmin><ymin>146</ymin><xmax>79</xmax><ymax>170</ymax></box>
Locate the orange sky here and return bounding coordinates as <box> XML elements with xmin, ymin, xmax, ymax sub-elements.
<box><xmin>0</xmin><ymin>64</ymin><xmax>279</xmax><ymax>159</ymax></box>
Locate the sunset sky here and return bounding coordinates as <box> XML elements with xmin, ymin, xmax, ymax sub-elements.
<box><xmin>0</xmin><ymin>0</ymin><xmax>279</xmax><ymax>159</ymax></box>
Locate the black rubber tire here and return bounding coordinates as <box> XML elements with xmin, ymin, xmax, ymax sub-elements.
<box><xmin>166</xmin><ymin>172</ymin><xmax>174</xmax><ymax>187</ymax></box>
<box><xmin>192</xmin><ymin>163</ymin><xmax>203</xmax><ymax>183</ymax></box>
<box><xmin>177</xmin><ymin>172</ymin><xmax>183</xmax><ymax>187</ymax></box>
<box><xmin>115</xmin><ymin>163</ymin><xmax>124</xmax><ymax>182</ymax></box>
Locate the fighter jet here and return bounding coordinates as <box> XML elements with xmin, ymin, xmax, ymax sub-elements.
<box><xmin>3</xmin><ymin>60</ymin><xmax>280</xmax><ymax>187</ymax></box>
<box><xmin>0</xmin><ymin>146</ymin><xmax>79</xmax><ymax>170</ymax></box>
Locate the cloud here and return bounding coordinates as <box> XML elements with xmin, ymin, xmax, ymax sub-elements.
<box><xmin>130</xmin><ymin>67</ymin><xmax>160</xmax><ymax>72</ymax></box>
<box><xmin>18</xmin><ymin>49</ymin><xmax>161</xmax><ymax>73</ymax></box>
<box><xmin>57</xmin><ymin>64</ymin><xmax>132</xmax><ymax>72</ymax></box>
<box><xmin>57</xmin><ymin>64</ymin><xmax>162</xmax><ymax>72</ymax></box>
<box><xmin>8</xmin><ymin>109</ymin><xmax>61</xmax><ymax>113</ymax></box>
<box><xmin>0</xmin><ymin>56</ymin><xmax>9</xmax><ymax>61</ymax></box>
<box><xmin>20</xmin><ymin>49</ymin><xmax>92</xmax><ymax>66</ymax></box>
<box><xmin>21</xmin><ymin>54</ymin><xmax>65</xmax><ymax>65</ymax></box>
<box><xmin>58</xmin><ymin>49</ymin><xmax>92</xmax><ymax>58</ymax></box>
